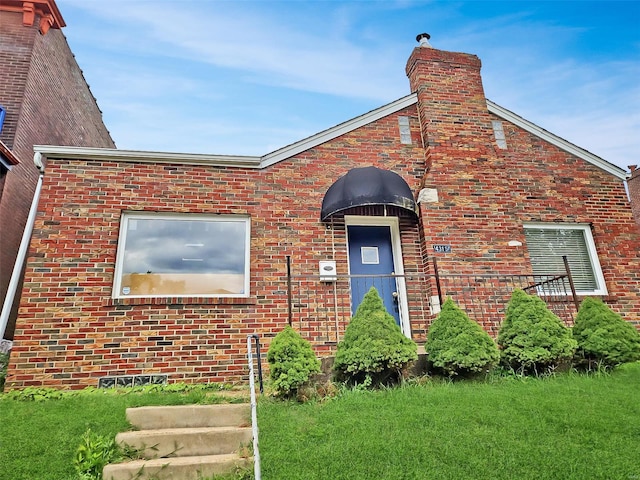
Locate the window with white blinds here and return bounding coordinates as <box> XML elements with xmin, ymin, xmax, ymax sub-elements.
<box><xmin>523</xmin><ymin>224</ymin><xmax>607</xmax><ymax>295</ymax></box>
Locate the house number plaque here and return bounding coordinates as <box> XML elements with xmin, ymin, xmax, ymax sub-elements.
<box><xmin>432</xmin><ymin>245</ymin><xmax>452</xmax><ymax>253</ymax></box>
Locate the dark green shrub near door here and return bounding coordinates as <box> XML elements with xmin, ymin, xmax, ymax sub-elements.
<box><xmin>334</xmin><ymin>287</ymin><xmax>417</xmax><ymax>386</ymax></box>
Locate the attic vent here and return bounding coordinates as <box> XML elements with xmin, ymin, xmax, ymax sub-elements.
<box><xmin>398</xmin><ymin>116</ymin><xmax>411</xmax><ymax>144</ymax></box>
<box><xmin>492</xmin><ymin>120</ymin><xmax>507</xmax><ymax>149</ymax></box>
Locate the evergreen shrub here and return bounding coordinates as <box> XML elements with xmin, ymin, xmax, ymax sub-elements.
<box><xmin>498</xmin><ymin>289</ymin><xmax>577</xmax><ymax>374</ymax></box>
<box><xmin>425</xmin><ymin>298</ymin><xmax>499</xmax><ymax>377</ymax></box>
<box><xmin>334</xmin><ymin>287</ymin><xmax>417</xmax><ymax>385</ymax></box>
<box><xmin>573</xmin><ymin>297</ymin><xmax>640</xmax><ymax>370</ymax></box>
<box><xmin>267</xmin><ymin>325</ymin><xmax>320</xmax><ymax>397</ymax></box>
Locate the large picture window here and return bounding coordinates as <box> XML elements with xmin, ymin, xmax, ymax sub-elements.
<box><xmin>523</xmin><ymin>223</ymin><xmax>607</xmax><ymax>296</ymax></box>
<box><xmin>113</xmin><ymin>213</ymin><xmax>250</xmax><ymax>298</ymax></box>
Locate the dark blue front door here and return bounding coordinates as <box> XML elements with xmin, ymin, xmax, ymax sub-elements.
<box><xmin>347</xmin><ymin>225</ymin><xmax>400</xmax><ymax>325</ymax></box>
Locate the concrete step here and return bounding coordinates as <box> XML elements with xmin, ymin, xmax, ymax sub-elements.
<box><xmin>102</xmin><ymin>453</ymin><xmax>252</xmax><ymax>480</ymax></box>
<box><xmin>126</xmin><ymin>403</ymin><xmax>251</xmax><ymax>430</ymax></box>
<box><xmin>104</xmin><ymin>403</ymin><xmax>254</xmax><ymax>480</ymax></box>
<box><xmin>116</xmin><ymin>426</ymin><xmax>253</xmax><ymax>458</ymax></box>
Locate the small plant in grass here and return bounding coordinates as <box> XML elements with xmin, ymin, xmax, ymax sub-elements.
<box><xmin>425</xmin><ymin>298</ymin><xmax>499</xmax><ymax>377</ymax></box>
<box><xmin>0</xmin><ymin>352</ymin><xmax>8</xmax><ymax>391</ymax></box>
<box><xmin>498</xmin><ymin>289</ymin><xmax>577</xmax><ymax>375</ymax></box>
<box><xmin>334</xmin><ymin>287</ymin><xmax>417</xmax><ymax>386</ymax></box>
<box><xmin>197</xmin><ymin>469</ymin><xmax>254</xmax><ymax>480</ymax></box>
<box><xmin>573</xmin><ymin>297</ymin><xmax>640</xmax><ymax>370</ymax></box>
<box><xmin>266</xmin><ymin>325</ymin><xmax>320</xmax><ymax>398</ymax></box>
<box><xmin>74</xmin><ymin>428</ymin><xmax>122</xmax><ymax>479</ymax></box>
<box><xmin>2</xmin><ymin>386</ymin><xmax>67</xmax><ymax>401</ymax></box>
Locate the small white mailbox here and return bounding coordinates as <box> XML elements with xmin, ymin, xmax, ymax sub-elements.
<box><xmin>319</xmin><ymin>260</ymin><xmax>337</xmax><ymax>282</ymax></box>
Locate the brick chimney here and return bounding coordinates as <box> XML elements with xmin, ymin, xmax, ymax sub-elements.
<box><xmin>628</xmin><ymin>165</ymin><xmax>640</xmax><ymax>228</ymax></box>
<box><xmin>405</xmin><ymin>34</ymin><xmax>497</xmax><ymax>184</ymax></box>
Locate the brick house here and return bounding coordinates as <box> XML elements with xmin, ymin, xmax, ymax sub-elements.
<box><xmin>6</xmin><ymin>34</ymin><xmax>640</xmax><ymax>389</ymax></box>
<box><xmin>0</xmin><ymin>0</ymin><xmax>115</xmax><ymax>346</ymax></box>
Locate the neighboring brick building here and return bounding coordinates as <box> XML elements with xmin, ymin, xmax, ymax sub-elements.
<box><xmin>7</xmin><ymin>35</ymin><xmax>640</xmax><ymax>389</ymax></box>
<box><xmin>628</xmin><ymin>165</ymin><xmax>640</xmax><ymax>229</ymax></box>
<box><xmin>0</xmin><ymin>0</ymin><xmax>115</xmax><ymax>343</ymax></box>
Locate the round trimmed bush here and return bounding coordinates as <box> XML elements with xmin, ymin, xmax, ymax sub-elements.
<box><xmin>498</xmin><ymin>289</ymin><xmax>577</xmax><ymax>374</ymax></box>
<box><xmin>573</xmin><ymin>297</ymin><xmax>640</xmax><ymax>370</ymax></box>
<box><xmin>334</xmin><ymin>287</ymin><xmax>417</xmax><ymax>385</ymax></box>
<box><xmin>267</xmin><ymin>325</ymin><xmax>320</xmax><ymax>397</ymax></box>
<box><xmin>425</xmin><ymin>298</ymin><xmax>499</xmax><ymax>377</ymax></box>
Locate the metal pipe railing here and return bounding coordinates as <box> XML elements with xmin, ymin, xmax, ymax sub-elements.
<box><xmin>285</xmin><ymin>264</ymin><xmax>578</xmax><ymax>340</ymax></box>
<box><xmin>562</xmin><ymin>255</ymin><xmax>580</xmax><ymax>311</ymax></box>
<box><xmin>287</xmin><ymin>255</ymin><xmax>293</xmax><ymax>327</ymax></box>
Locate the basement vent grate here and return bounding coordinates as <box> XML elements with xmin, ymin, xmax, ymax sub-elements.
<box><xmin>98</xmin><ymin>374</ymin><xmax>168</xmax><ymax>388</ymax></box>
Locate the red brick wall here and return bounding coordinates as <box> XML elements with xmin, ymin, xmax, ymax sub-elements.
<box><xmin>407</xmin><ymin>45</ymin><xmax>640</xmax><ymax>322</ymax></box>
<box><xmin>8</xmin><ymin>108</ymin><xmax>428</xmax><ymax>389</ymax></box>
<box><xmin>8</xmin><ymin>46</ymin><xmax>640</xmax><ymax>389</ymax></box>
<box><xmin>0</xmin><ymin>9</ymin><xmax>114</xmax><ymax>339</ymax></box>
<box><xmin>0</xmin><ymin>10</ymin><xmax>35</xmax><ymax>146</ymax></box>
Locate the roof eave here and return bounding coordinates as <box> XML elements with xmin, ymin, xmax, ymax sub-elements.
<box><xmin>487</xmin><ymin>100</ymin><xmax>628</xmax><ymax>181</ymax></box>
<box><xmin>33</xmin><ymin>145</ymin><xmax>262</xmax><ymax>169</ymax></box>
<box><xmin>33</xmin><ymin>96</ymin><xmax>627</xmax><ymax>181</ymax></box>
<box><xmin>260</xmin><ymin>93</ymin><xmax>418</xmax><ymax>168</ymax></box>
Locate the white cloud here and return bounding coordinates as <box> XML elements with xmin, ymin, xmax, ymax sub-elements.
<box><xmin>57</xmin><ymin>0</ymin><xmax>639</xmax><ymax>171</ymax></box>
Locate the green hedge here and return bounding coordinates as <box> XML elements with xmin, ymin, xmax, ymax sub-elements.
<box><xmin>425</xmin><ymin>298</ymin><xmax>499</xmax><ymax>377</ymax></box>
<box><xmin>498</xmin><ymin>289</ymin><xmax>576</xmax><ymax>374</ymax></box>
<box><xmin>573</xmin><ymin>297</ymin><xmax>640</xmax><ymax>370</ymax></box>
<box><xmin>334</xmin><ymin>287</ymin><xmax>417</xmax><ymax>386</ymax></box>
<box><xmin>267</xmin><ymin>325</ymin><xmax>320</xmax><ymax>397</ymax></box>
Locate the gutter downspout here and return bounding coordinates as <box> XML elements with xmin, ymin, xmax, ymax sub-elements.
<box><xmin>0</xmin><ymin>152</ymin><xmax>45</xmax><ymax>340</ymax></box>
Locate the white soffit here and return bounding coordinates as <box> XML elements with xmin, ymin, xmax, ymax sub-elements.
<box><xmin>33</xmin><ymin>145</ymin><xmax>262</xmax><ymax>168</ymax></box>
<box><xmin>487</xmin><ymin>100</ymin><xmax>628</xmax><ymax>180</ymax></box>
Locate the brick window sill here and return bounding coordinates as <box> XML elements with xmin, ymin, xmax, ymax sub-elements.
<box><xmin>107</xmin><ymin>296</ymin><xmax>257</xmax><ymax>307</ymax></box>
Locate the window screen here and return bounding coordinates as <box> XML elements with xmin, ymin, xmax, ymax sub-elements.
<box><xmin>524</xmin><ymin>224</ymin><xmax>606</xmax><ymax>294</ymax></box>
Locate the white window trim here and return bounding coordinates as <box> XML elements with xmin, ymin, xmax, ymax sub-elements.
<box><xmin>523</xmin><ymin>223</ymin><xmax>607</xmax><ymax>296</ymax></box>
<box><xmin>113</xmin><ymin>212</ymin><xmax>251</xmax><ymax>299</ymax></box>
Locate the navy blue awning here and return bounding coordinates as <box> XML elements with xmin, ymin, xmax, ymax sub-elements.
<box><xmin>321</xmin><ymin>166</ymin><xmax>418</xmax><ymax>221</ymax></box>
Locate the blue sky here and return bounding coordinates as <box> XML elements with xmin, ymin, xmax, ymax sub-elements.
<box><xmin>56</xmin><ymin>0</ymin><xmax>639</xmax><ymax>172</ymax></box>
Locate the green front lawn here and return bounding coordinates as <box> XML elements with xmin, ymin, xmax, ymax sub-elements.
<box><xmin>0</xmin><ymin>386</ymin><xmax>240</xmax><ymax>480</ymax></box>
<box><xmin>257</xmin><ymin>364</ymin><xmax>640</xmax><ymax>480</ymax></box>
<box><xmin>1</xmin><ymin>365</ymin><xmax>639</xmax><ymax>480</ymax></box>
